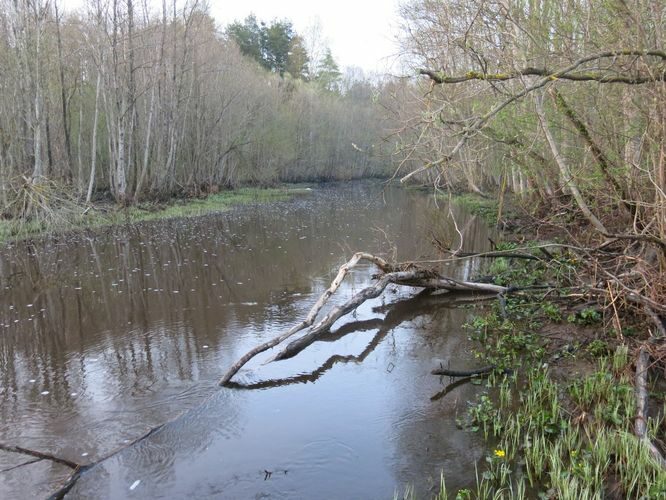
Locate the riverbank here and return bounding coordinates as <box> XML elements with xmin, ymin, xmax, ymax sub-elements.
<box><xmin>0</xmin><ymin>185</ymin><xmax>312</xmax><ymax>245</ymax></box>
<box><xmin>435</xmin><ymin>195</ymin><xmax>666</xmax><ymax>498</ymax></box>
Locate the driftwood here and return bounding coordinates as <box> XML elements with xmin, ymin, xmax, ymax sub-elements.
<box><xmin>219</xmin><ymin>252</ymin><xmax>508</xmax><ymax>385</ymax></box>
<box><xmin>634</xmin><ymin>346</ymin><xmax>666</xmax><ymax>469</ymax></box>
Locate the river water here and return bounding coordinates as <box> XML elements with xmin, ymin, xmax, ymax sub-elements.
<box><xmin>0</xmin><ymin>182</ymin><xmax>495</xmax><ymax>499</ymax></box>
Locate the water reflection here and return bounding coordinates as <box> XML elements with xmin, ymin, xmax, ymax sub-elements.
<box><xmin>0</xmin><ymin>182</ymin><xmax>496</xmax><ymax>498</ymax></box>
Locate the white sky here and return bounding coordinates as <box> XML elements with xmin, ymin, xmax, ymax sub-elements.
<box><xmin>59</xmin><ymin>0</ymin><xmax>405</xmax><ymax>74</ymax></box>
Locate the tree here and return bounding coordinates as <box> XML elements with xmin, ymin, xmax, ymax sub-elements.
<box><xmin>225</xmin><ymin>15</ymin><xmax>263</xmax><ymax>66</ymax></box>
<box><xmin>286</xmin><ymin>34</ymin><xmax>309</xmax><ymax>80</ymax></box>
<box><xmin>392</xmin><ymin>0</ymin><xmax>666</xmax><ymax>337</ymax></box>
<box><xmin>315</xmin><ymin>48</ymin><xmax>341</xmax><ymax>92</ymax></box>
<box><xmin>226</xmin><ymin>16</ymin><xmax>304</xmax><ymax>77</ymax></box>
<box><xmin>0</xmin><ymin>1</ymin><xmax>390</xmax><ymax>211</ymax></box>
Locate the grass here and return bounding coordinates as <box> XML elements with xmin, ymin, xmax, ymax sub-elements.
<box><xmin>452</xmin><ymin>194</ymin><xmax>501</xmax><ymax>225</ymax></box>
<box><xmin>425</xmin><ymin>246</ymin><xmax>666</xmax><ymax>499</ymax></box>
<box><xmin>0</xmin><ymin>186</ymin><xmax>310</xmax><ymax>244</ymax></box>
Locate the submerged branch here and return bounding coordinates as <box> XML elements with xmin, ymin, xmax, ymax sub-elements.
<box><xmin>0</xmin><ymin>444</ymin><xmax>80</xmax><ymax>470</ymax></box>
<box><xmin>431</xmin><ymin>365</ymin><xmax>497</xmax><ymax>377</ymax></box>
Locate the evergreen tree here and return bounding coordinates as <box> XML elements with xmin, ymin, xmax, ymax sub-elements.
<box><xmin>286</xmin><ymin>35</ymin><xmax>310</xmax><ymax>80</ymax></box>
<box><xmin>315</xmin><ymin>48</ymin><xmax>342</xmax><ymax>92</ymax></box>
<box><xmin>226</xmin><ymin>15</ymin><xmax>263</xmax><ymax>67</ymax></box>
<box><xmin>227</xmin><ymin>15</ymin><xmax>308</xmax><ymax>79</ymax></box>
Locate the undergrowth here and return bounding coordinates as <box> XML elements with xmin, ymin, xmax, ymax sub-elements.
<box><xmin>418</xmin><ymin>246</ymin><xmax>666</xmax><ymax>499</ymax></box>
<box><xmin>0</xmin><ymin>186</ymin><xmax>307</xmax><ymax>244</ymax></box>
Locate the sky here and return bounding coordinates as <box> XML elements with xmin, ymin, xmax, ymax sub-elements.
<box><xmin>60</xmin><ymin>0</ymin><xmax>405</xmax><ymax>74</ymax></box>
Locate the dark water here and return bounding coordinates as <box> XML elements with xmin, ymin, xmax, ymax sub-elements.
<box><xmin>0</xmin><ymin>182</ymin><xmax>495</xmax><ymax>499</ymax></box>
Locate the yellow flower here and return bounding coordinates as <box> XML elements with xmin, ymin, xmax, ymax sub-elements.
<box><xmin>494</xmin><ymin>449</ymin><xmax>506</xmax><ymax>458</ymax></box>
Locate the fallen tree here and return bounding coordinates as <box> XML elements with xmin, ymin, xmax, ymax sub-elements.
<box><xmin>219</xmin><ymin>252</ymin><xmax>509</xmax><ymax>385</ymax></box>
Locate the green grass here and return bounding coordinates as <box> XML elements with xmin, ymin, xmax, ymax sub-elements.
<box><xmin>434</xmin><ymin>251</ymin><xmax>666</xmax><ymax>499</ymax></box>
<box><xmin>122</xmin><ymin>187</ymin><xmax>302</xmax><ymax>222</ymax></box>
<box><xmin>0</xmin><ymin>186</ymin><xmax>310</xmax><ymax>244</ymax></box>
<box><xmin>451</xmin><ymin>194</ymin><xmax>501</xmax><ymax>225</ymax></box>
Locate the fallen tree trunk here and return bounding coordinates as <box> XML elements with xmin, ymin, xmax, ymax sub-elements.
<box><xmin>269</xmin><ymin>270</ymin><xmax>430</xmax><ymax>362</ymax></box>
<box><xmin>218</xmin><ymin>252</ymin><xmax>396</xmax><ymax>385</ymax></box>
<box><xmin>219</xmin><ymin>252</ymin><xmax>508</xmax><ymax>385</ymax></box>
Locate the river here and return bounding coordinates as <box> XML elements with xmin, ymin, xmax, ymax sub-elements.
<box><xmin>0</xmin><ymin>182</ymin><xmax>496</xmax><ymax>499</ymax></box>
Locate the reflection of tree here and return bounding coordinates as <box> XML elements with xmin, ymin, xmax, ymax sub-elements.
<box><xmin>0</xmin><ymin>184</ymin><xmax>495</xmax><ymax>495</ymax></box>
<box><xmin>226</xmin><ymin>291</ymin><xmax>486</xmax><ymax>390</ymax></box>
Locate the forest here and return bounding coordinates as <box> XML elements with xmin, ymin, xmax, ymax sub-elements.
<box><xmin>0</xmin><ymin>0</ymin><xmax>665</xmax><ymax>498</ymax></box>
<box><xmin>0</xmin><ymin>0</ymin><xmax>389</xmax><ymax>216</ymax></box>
<box><xmin>385</xmin><ymin>0</ymin><xmax>665</xmax><ymax>338</ymax></box>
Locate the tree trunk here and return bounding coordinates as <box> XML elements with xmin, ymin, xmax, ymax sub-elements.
<box><xmin>86</xmin><ymin>72</ymin><xmax>101</xmax><ymax>204</ymax></box>
<box><xmin>535</xmin><ymin>92</ymin><xmax>608</xmax><ymax>234</ymax></box>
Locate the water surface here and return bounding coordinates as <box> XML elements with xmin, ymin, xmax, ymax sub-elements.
<box><xmin>0</xmin><ymin>183</ymin><xmax>495</xmax><ymax>498</ymax></box>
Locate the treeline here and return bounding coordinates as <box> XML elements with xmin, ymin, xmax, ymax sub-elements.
<box><xmin>391</xmin><ymin>0</ymin><xmax>665</xmax><ymax>235</ymax></box>
<box><xmin>388</xmin><ymin>1</ymin><xmax>665</xmax><ymax>336</ymax></box>
<box><xmin>0</xmin><ymin>0</ymin><xmax>389</xmax><ymax>209</ymax></box>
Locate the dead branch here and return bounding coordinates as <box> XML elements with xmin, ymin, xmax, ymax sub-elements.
<box><xmin>268</xmin><ymin>270</ymin><xmax>430</xmax><ymax>362</ymax></box>
<box><xmin>419</xmin><ymin>50</ymin><xmax>666</xmax><ymax>85</ymax></box>
<box><xmin>431</xmin><ymin>365</ymin><xmax>497</xmax><ymax>377</ymax></box>
<box><xmin>435</xmin><ymin>247</ymin><xmax>541</xmax><ymax>260</ymax></box>
<box><xmin>268</xmin><ymin>272</ymin><xmax>509</xmax><ymax>363</ymax></box>
<box><xmin>218</xmin><ymin>252</ymin><xmax>395</xmax><ymax>385</ymax></box>
<box><xmin>0</xmin><ymin>443</ymin><xmax>80</xmax><ymax>469</ymax></box>
<box><xmin>220</xmin><ymin>253</ymin><xmax>510</xmax><ymax>384</ymax></box>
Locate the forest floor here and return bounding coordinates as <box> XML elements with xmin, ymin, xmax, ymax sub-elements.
<box><xmin>0</xmin><ymin>185</ymin><xmax>313</xmax><ymax>244</ymax></box>
<box><xmin>431</xmin><ymin>195</ymin><xmax>666</xmax><ymax>499</ymax></box>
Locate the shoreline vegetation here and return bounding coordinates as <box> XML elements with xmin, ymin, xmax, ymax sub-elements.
<box><xmin>420</xmin><ymin>195</ymin><xmax>666</xmax><ymax>499</ymax></box>
<box><xmin>0</xmin><ymin>184</ymin><xmax>315</xmax><ymax>245</ymax></box>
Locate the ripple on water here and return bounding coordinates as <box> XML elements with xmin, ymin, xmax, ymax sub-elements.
<box><xmin>0</xmin><ymin>182</ymin><xmax>497</xmax><ymax>498</ymax></box>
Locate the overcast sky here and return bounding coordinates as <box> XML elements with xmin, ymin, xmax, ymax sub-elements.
<box><xmin>60</xmin><ymin>0</ymin><xmax>404</xmax><ymax>74</ymax></box>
